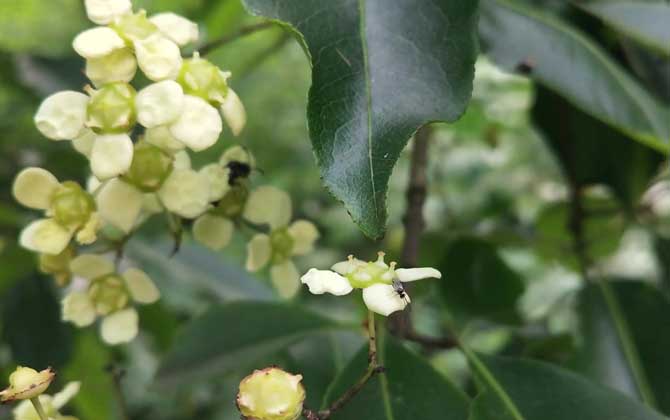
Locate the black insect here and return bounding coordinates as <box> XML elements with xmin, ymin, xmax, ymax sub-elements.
<box><xmin>226</xmin><ymin>160</ymin><xmax>252</xmax><ymax>186</ymax></box>
<box><xmin>392</xmin><ymin>279</ymin><xmax>411</xmax><ymax>306</ymax></box>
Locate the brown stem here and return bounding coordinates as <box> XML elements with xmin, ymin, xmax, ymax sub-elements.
<box><xmin>198</xmin><ymin>22</ymin><xmax>275</xmax><ymax>56</ymax></box>
<box><xmin>304</xmin><ymin>312</ymin><xmax>383</xmax><ymax>419</ymax></box>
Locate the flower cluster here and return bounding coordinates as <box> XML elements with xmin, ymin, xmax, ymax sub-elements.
<box><xmin>13</xmin><ymin>0</ymin><xmax>320</xmax><ymax>346</ymax></box>
<box><xmin>301</xmin><ymin>252</ymin><xmax>441</xmax><ymax>316</ymax></box>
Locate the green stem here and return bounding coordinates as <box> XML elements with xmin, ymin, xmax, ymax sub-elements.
<box><xmin>30</xmin><ymin>397</ymin><xmax>48</xmax><ymax>420</ymax></box>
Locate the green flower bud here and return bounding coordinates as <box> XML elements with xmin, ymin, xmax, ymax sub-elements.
<box><xmin>270</xmin><ymin>227</ymin><xmax>294</xmax><ymax>265</ymax></box>
<box><xmin>86</xmin><ymin>82</ymin><xmax>137</xmax><ymax>134</ymax></box>
<box><xmin>177</xmin><ymin>54</ymin><xmax>230</xmax><ymax>105</ymax></box>
<box><xmin>88</xmin><ymin>274</ymin><xmax>129</xmax><ymax>315</ymax></box>
<box><xmin>215</xmin><ymin>184</ymin><xmax>249</xmax><ymax>218</ymax></box>
<box><xmin>51</xmin><ymin>182</ymin><xmax>96</xmax><ymax>229</ymax></box>
<box><xmin>112</xmin><ymin>10</ymin><xmax>160</xmax><ymax>43</ymax></box>
<box><xmin>237</xmin><ymin>367</ymin><xmax>305</xmax><ymax>420</ymax></box>
<box><xmin>124</xmin><ymin>142</ymin><xmax>173</xmax><ymax>192</ymax></box>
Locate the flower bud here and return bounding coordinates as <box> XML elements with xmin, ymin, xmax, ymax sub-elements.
<box><xmin>168</xmin><ymin>95</ymin><xmax>222</xmax><ymax>151</ymax></box>
<box><xmin>134</xmin><ymin>34</ymin><xmax>183</xmax><ymax>81</ymax></box>
<box><xmin>86</xmin><ymin>82</ymin><xmax>137</xmax><ymax>133</ymax></box>
<box><xmin>237</xmin><ymin>367</ymin><xmax>305</xmax><ymax>420</ymax></box>
<box><xmin>136</xmin><ymin>80</ymin><xmax>184</xmax><ymax>128</ymax></box>
<box><xmin>150</xmin><ymin>12</ymin><xmax>199</xmax><ymax>46</ymax></box>
<box><xmin>157</xmin><ymin>169</ymin><xmax>210</xmax><ymax>218</ymax></box>
<box><xmin>34</xmin><ymin>91</ymin><xmax>89</xmax><ymax>141</ymax></box>
<box><xmin>0</xmin><ymin>367</ymin><xmax>55</xmax><ymax>403</ymax></box>
<box><xmin>51</xmin><ymin>182</ymin><xmax>96</xmax><ymax>229</ymax></box>
<box><xmin>88</xmin><ymin>274</ymin><xmax>129</xmax><ymax>315</ymax></box>
<box><xmin>177</xmin><ymin>54</ymin><xmax>230</xmax><ymax>104</ymax></box>
<box><xmin>73</xmin><ymin>27</ymin><xmax>125</xmax><ymax>59</ymax></box>
<box><xmin>86</xmin><ymin>48</ymin><xmax>137</xmax><ymax>86</ymax></box>
<box><xmin>85</xmin><ymin>0</ymin><xmax>132</xmax><ymax>25</ymax></box>
<box><xmin>112</xmin><ymin>10</ymin><xmax>159</xmax><ymax>42</ymax></box>
<box><xmin>124</xmin><ymin>142</ymin><xmax>173</xmax><ymax>192</ymax></box>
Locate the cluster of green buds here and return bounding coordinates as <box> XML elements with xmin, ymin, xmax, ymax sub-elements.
<box><xmin>12</xmin><ymin>0</ymin><xmax>320</xmax><ymax>347</ymax></box>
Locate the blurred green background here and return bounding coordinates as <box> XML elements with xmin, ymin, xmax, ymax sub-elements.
<box><xmin>0</xmin><ymin>1</ymin><xmax>668</xmax><ymax>419</ymax></box>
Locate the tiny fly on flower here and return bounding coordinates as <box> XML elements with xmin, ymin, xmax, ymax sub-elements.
<box><xmin>225</xmin><ymin>160</ymin><xmax>251</xmax><ymax>186</ymax></box>
<box><xmin>392</xmin><ymin>278</ymin><xmax>411</xmax><ymax>306</ymax></box>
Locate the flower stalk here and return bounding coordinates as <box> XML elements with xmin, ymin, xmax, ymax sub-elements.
<box><xmin>29</xmin><ymin>397</ymin><xmax>48</xmax><ymax>420</ymax></box>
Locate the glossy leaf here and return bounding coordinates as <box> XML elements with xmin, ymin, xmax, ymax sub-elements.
<box><xmin>324</xmin><ymin>336</ymin><xmax>469</xmax><ymax>419</ymax></box>
<box><xmin>572</xmin><ymin>281</ymin><xmax>670</xmax><ymax>415</ymax></box>
<box><xmin>578</xmin><ymin>2</ymin><xmax>670</xmax><ymax>56</ymax></box>
<box><xmin>480</xmin><ymin>0</ymin><xmax>670</xmax><ymax>152</ymax></box>
<box><xmin>439</xmin><ymin>238</ymin><xmax>525</xmax><ymax>325</ymax></box>
<box><xmin>242</xmin><ymin>0</ymin><xmax>480</xmax><ymax>238</ymax></box>
<box><xmin>156</xmin><ymin>301</ymin><xmax>347</xmax><ymax>387</ymax></box>
<box><xmin>467</xmin><ymin>353</ymin><xmax>667</xmax><ymax>420</ymax></box>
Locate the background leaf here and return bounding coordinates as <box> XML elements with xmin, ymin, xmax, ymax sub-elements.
<box><xmin>242</xmin><ymin>0</ymin><xmax>480</xmax><ymax>238</ymax></box>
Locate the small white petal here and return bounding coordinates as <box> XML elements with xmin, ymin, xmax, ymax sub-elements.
<box><xmin>12</xmin><ymin>167</ymin><xmax>59</xmax><ymax>210</ymax></box>
<box><xmin>243</xmin><ymin>186</ymin><xmax>292</xmax><ymax>229</ymax></box>
<box><xmin>73</xmin><ymin>27</ymin><xmax>125</xmax><ymax>59</ymax></box>
<box><xmin>362</xmin><ymin>284</ymin><xmax>409</xmax><ymax>316</ymax></box>
<box><xmin>220</xmin><ymin>88</ymin><xmax>246</xmax><ymax>136</ymax></box>
<box><xmin>144</xmin><ymin>125</ymin><xmax>186</xmax><ymax>153</ymax></box>
<box><xmin>271</xmin><ymin>260</ymin><xmax>301</xmax><ymax>299</ymax></box>
<box><xmin>173</xmin><ymin>150</ymin><xmax>192</xmax><ymax>170</ymax></box>
<box><xmin>288</xmin><ymin>220</ymin><xmax>319</xmax><ymax>256</ymax></box>
<box><xmin>96</xmin><ymin>178</ymin><xmax>143</xmax><ymax>233</ymax></box>
<box><xmin>87</xmin><ymin>176</ymin><xmax>103</xmax><ymax>193</ymax></box>
<box><xmin>90</xmin><ymin>134</ymin><xmax>134</xmax><ymax>180</ymax></box>
<box><xmin>62</xmin><ymin>292</ymin><xmax>96</xmax><ymax>327</ymax></box>
<box><xmin>331</xmin><ymin>258</ymin><xmax>366</xmax><ymax>275</ymax></box>
<box><xmin>220</xmin><ymin>145</ymin><xmax>254</xmax><ymax>167</ymax></box>
<box><xmin>193</xmin><ymin>214</ymin><xmax>234</xmax><ymax>250</ymax></box>
<box><xmin>72</xmin><ymin>129</ymin><xmax>96</xmax><ymax>157</ymax></box>
<box><xmin>19</xmin><ymin>219</ymin><xmax>72</xmax><ymax>255</ymax></box>
<box><xmin>168</xmin><ymin>95</ymin><xmax>222</xmax><ymax>151</ymax></box>
<box><xmin>134</xmin><ymin>35</ymin><xmax>183</xmax><ymax>81</ymax></box>
<box><xmin>123</xmin><ymin>268</ymin><xmax>160</xmax><ymax>303</ymax></box>
<box><xmin>34</xmin><ymin>91</ymin><xmax>89</xmax><ymax>140</ymax></box>
<box><xmin>101</xmin><ymin>308</ymin><xmax>139</xmax><ymax>345</ymax></box>
<box><xmin>52</xmin><ymin>382</ymin><xmax>81</xmax><ymax>409</ymax></box>
<box><xmin>70</xmin><ymin>254</ymin><xmax>115</xmax><ymax>279</ymax></box>
<box><xmin>136</xmin><ymin>80</ymin><xmax>184</xmax><ymax>128</ymax></box>
<box><xmin>85</xmin><ymin>0</ymin><xmax>132</xmax><ymax>25</ymax></box>
<box><xmin>395</xmin><ymin>267</ymin><xmax>442</xmax><ymax>282</ymax></box>
<box><xmin>246</xmin><ymin>234</ymin><xmax>271</xmax><ymax>272</ymax></box>
<box><xmin>199</xmin><ymin>164</ymin><xmax>230</xmax><ymax>202</ymax></box>
<box><xmin>157</xmin><ymin>169</ymin><xmax>210</xmax><ymax>218</ymax></box>
<box><xmin>149</xmin><ymin>12</ymin><xmax>199</xmax><ymax>46</ymax></box>
<box><xmin>300</xmin><ymin>268</ymin><xmax>353</xmax><ymax>296</ymax></box>
<box><xmin>86</xmin><ymin>48</ymin><xmax>137</xmax><ymax>86</ymax></box>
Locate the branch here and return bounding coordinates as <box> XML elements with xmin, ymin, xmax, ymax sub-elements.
<box><xmin>198</xmin><ymin>21</ymin><xmax>275</xmax><ymax>56</ymax></box>
<box><xmin>303</xmin><ymin>311</ymin><xmax>384</xmax><ymax>419</ymax></box>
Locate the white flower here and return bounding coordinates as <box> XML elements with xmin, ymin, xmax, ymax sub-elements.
<box><xmin>150</xmin><ymin>13</ymin><xmax>199</xmax><ymax>46</ymax></box>
<box><xmin>34</xmin><ymin>91</ymin><xmax>89</xmax><ymax>141</ymax></box>
<box><xmin>134</xmin><ymin>34</ymin><xmax>183</xmax><ymax>81</ymax></box>
<box><xmin>136</xmin><ymin>80</ymin><xmax>184</xmax><ymax>128</ymax></box>
<box><xmin>86</xmin><ymin>48</ymin><xmax>137</xmax><ymax>86</ymax></box>
<box><xmin>13</xmin><ymin>168</ymin><xmax>98</xmax><ymax>254</ymax></box>
<box><xmin>168</xmin><ymin>95</ymin><xmax>222</xmax><ymax>151</ymax></box>
<box><xmin>73</xmin><ymin>27</ymin><xmax>125</xmax><ymax>59</ymax></box>
<box><xmin>13</xmin><ymin>381</ymin><xmax>80</xmax><ymax>420</ymax></box>
<box><xmin>85</xmin><ymin>0</ymin><xmax>132</xmax><ymax>25</ymax></box>
<box><xmin>244</xmin><ymin>187</ymin><xmax>319</xmax><ymax>298</ymax></box>
<box><xmin>157</xmin><ymin>169</ymin><xmax>210</xmax><ymax>218</ymax></box>
<box><xmin>301</xmin><ymin>252</ymin><xmax>441</xmax><ymax>316</ymax></box>
<box><xmin>90</xmin><ymin>133</ymin><xmax>134</xmax><ymax>180</ymax></box>
<box><xmin>220</xmin><ymin>88</ymin><xmax>246</xmax><ymax>136</ymax></box>
<box><xmin>62</xmin><ymin>254</ymin><xmax>159</xmax><ymax>344</ymax></box>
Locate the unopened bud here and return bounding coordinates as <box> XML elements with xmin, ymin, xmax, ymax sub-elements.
<box><xmin>86</xmin><ymin>82</ymin><xmax>137</xmax><ymax>133</ymax></box>
<box><xmin>124</xmin><ymin>142</ymin><xmax>173</xmax><ymax>192</ymax></box>
<box><xmin>237</xmin><ymin>367</ymin><xmax>305</xmax><ymax>420</ymax></box>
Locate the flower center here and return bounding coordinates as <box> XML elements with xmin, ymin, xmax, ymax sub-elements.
<box><xmin>177</xmin><ymin>55</ymin><xmax>229</xmax><ymax>105</ymax></box>
<box><xmin>51</xmin><ymin>182</ymin><xmax>96</xmax><ymax>229</ymax></box>
<box><xmin>88</xmin><ymin>274</ymin><xmax>129</xmax><ymax>315</ymax></box>
<box><xmin>124</xmin><ymin>142</ymin><xmax>173</xmax><ymax>192</ymax></box>
<box><xmin>346</xmin><ymin>253</ymin><xmax>396</xmax><ymax>289</ymax></box>
<box><xmin>86</xmin><ymin>82</ymin><xmax>137</xmax><ymax>133</ymax></box>
<box><xmin>112</xmin><ymin>10</ymin><xmax>159</xmax><ymax>42</ymax></box>
<box><xmin>270</xmin><ymin>228</ymin><xmax>294</xmax><ymax>264</ymax></box>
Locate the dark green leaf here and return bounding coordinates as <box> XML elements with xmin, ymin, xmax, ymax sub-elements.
<box><xmin>325</xmin><ymin>336</ymin><xmax>469</xmax><ymax>419</ymax></box>
<box><xmin>467</xmin><ymin>353</ymin><xmax>667</xmax><ymax>420</ymax></box>
<box><xmin>156</xmin><ymin>301</ymin><xmax>347</xmax><ymax>387</ymax></box>
<box><xmin>480</xmin><ymin>0</ymin><xmax>670</xmax><ymax>152</ymax></box>
<box><xmin>242</xmin><ymin>0</ymin><xmax>480</xmax><ymax>238</ymax></box>
<box><xmin>572</xmin><ymin>281</ymin><xmax>670</xmax><ymax>415</ymax></box>
<box><xmin>439</xmin><ymin>238</ymin><xmax>525</xmax><ymax>325</ymax></box>
<box><xmin>1</xmin><ymin>275</ymin><xmax>73</xmax><ymax>368</ymax></box>
<box><xmin>578</xmin><ymin>2</ymin><xmax>670</xmax><ymax>56</ymax></box>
